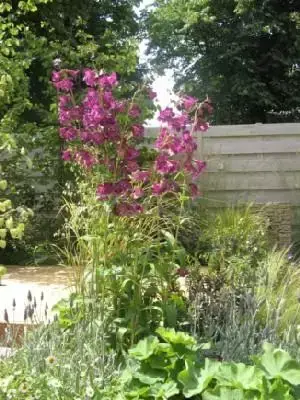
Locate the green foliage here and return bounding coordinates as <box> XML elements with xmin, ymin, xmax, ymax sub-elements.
<box><xmin>0</xmin><ymin>265</ymin><xmax>7</xmax><ymax>284</ymax></box>
<box><xmin>102</xmin><ymin>328</ymin><xmax>300</xmax><ymax>399</ymax></box>
<box><xmin>54</xmin><ymin>180</ymin><xmax>189</xmax><ymax>349</ymax></box>
<box><xmin>145</xmin><ymin>0</ymin><xmax>300</xmax><ymax>124</ymax></box>
<box><xmin>0</xmin><ymin>0</ymin><xmax>143</xmax><ymax>263</ymax></box>
<box><xmin>184</xmin><ymin>205</ymin><xmax>269</xmax><ymax>286</ymax></box>
<box><xmin>0</xmin><ymin>135</ymin><xmax>32</xmax><ymax>253</ymax></box>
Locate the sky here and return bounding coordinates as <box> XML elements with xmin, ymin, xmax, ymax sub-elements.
<box><xmin>137</xmin><ymin>0</ymin><xmax>176</xmax><ymax>120</ymax></box>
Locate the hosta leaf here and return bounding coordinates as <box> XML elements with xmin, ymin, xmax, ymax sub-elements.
<box><xmin>129</xmin><ymin>336</ymin><xmax>159</xmax><ymax>360</ymax></box>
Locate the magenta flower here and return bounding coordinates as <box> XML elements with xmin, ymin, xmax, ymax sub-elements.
<box><xmin>83</xmin><ymin>68</ymin><xmax>97</xmax><ymax>87</ymax></box>
<box><xmin>132</xmin><ymin>187</ymin><xmax>144</xmax><ymax>199</ymax></box>
<box><xmin>61</xmin><ymin>149</ymin><xmax>72</xmax><ymax>161</ymax></box>
<box><xmin>129</xmin><ymin>104</ymin><xmax>141</xmax><ymax>119</ymax></box>
<box><xmin>170</xmin><ymin>114</ymin><xmax>189</xmax><ymax>131</ymax></box>
<box><xmin>114</xmin><ymin>179</ymin><xmax>132</xmax><ymax>195</ymax></box>
<box><xmin>80</xmin><ymin>130</ymin><xmax>104</xmax><ymax>145</ymax></box>
<box><xmin>124</xmin><ymin>147</ymin><xmax>140</xmax><ymax>161</ymax></box>
<box><xmin>130</xmin><ymin>170</ymin><xmax>150</xmax><ymax>183</ymax></box>
<box><xmin>154</xmin><ymin>128</ymin><xmax>178</xmax><ymax>155</ymax></box>
<box><xmin>147</xmin><ymin>88</ymin><xmax>157</xmax><ymax>100</ymax></box>
<box><xmin>103</xmin><ymin>91</ymin><xmax>116</xmax><ymax>109</ymax></box>
<box><xmin>115</xmin><ymin>201</ymin><xmax>143</xmax><ymax>217</ymax></box>
<box><xmin>158</xmin><ymin>107</ymin><xmax>175</xmax><ymax>122</ymax></box>
<box><xmin>98</xmin><ymin>72</ymin><xmax>118</xmax><ymax>88</ymax></box>
<box><xmin>155</xmin><ymin>154</ymin><xmax>179</xmax><ymax>175</ymax></box>
<box><xmin>125</xmin><ymin>160</ymin><xmax>140</xmax><ymax>173</ymax></box>
<box><xmin>54</xmin><ymin>79</ymin><xmax>73</xmax><ymax>92</ymax></box>
<box><xmin>184</xmin><ymin>160</ymin><xmax>206</xmax><ymax>178</ymax></box>
<box><xmin>59</xmin><ymin>95</ymin><xmax>72</xmax><ymax>107</ymax></box>
<box><xmin>59</xmin><ymin>105</ymin><xmax>83</xmax><ymax>126</ymax></box>
<box><xmin>96</xmin><ymin>182</ymin><xmax>115</xmax><ymax>200</ymax></box>
<box><xmin>189</xmin><ymin>183</ymin><xmax>199</xmax><ymax>199</ymax></box>
<box><xmin>152</xmin><ymin>180</ymin><xmax>177</xmax><ymax>196</ymax></box>
<box><xmin>74</xmin><ymin>150</ymin><xmax>96</xmax><ymax>168</ymax></box>
<box><xmin>182</xmin><ymin>96</ymin><xmax>197</xmax><ymax>111</ymax></box>
<box><xmin>52</xmin><ymin>71</ymin><xmax>61</xmax><ymax>82</ymax></box>
<box><xmin>59</xmin><ymin>127</ymin><xmax>78</xmax><ymax>141</ymax></box>
<box><xmin>131</xmin><ymin>124</ymin><xmax>145</xmax><ymax>138</ymax></box>
<box><xmin>180</xmin><ymin>131</ymin><xmax>197</xmax><ymax>153</ymax></box>
<box><xmin>195</xmin><ymin>120</ymin><xmax>209</xmax><ymax>132</ymax></box>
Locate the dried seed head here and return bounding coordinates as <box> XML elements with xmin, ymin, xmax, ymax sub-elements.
<box><xmin>12</xmin><ymin>298</ymin><xmax>16</xmax><ymax>308</ymax></box>
<box><xmin>24</xmin><ymin>307</ymin><xmax>28</xmax><ymax>321</ymax></box>
<box><xmin>4</xmin><ymin>309</ymin><xmax>9</xmax><ymax>323</ymax></box>
<box><xmin>27</xmin><ymin>290</ymin><xmax>32</xmax><ymax>302</ymax></box>
<box><xmin>41</xmin><ymin>291</ymin><xmax>44</xmax><ymax>301</ymax></box>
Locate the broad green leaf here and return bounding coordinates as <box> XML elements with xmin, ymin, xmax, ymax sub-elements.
<box><xmin>0</xmin><ymin>180</ymin><xmax>7</xmax><ymax>191</ymax></box>
<box><xmin>216</xmin><ymin>362</ymin><xmax>263</xmax><ymax>390</ymax></box>
<box><xmin>202</xmin><ymin>387</ymin><xmax>259</xmax><ymax>400</ymax></box>
<box><xmin>150</xmin><ymin>380</ymin><xmax>179</xmax><ymax>399</ymax></box>
<box><xmin>0</xmin><ymin>228</ymin><xmax>7</xmax><ymax>239</ymax></box>
<box><xmin>134</xmin><ymin>367</ymin><xmax>167</xmax><ymax>385</ymax></box>
<box><xmin>156</xmin><ymin>327</ymin><xmax>196</xmax><ymax>348</ymax></box>
<box><xmin>256</xmin><ymin>343</ymin><xmax>300</xmax><ymax>386</ymax></box>
<box><xmin>129</xmin><ymin>336</ymin><xmax>159</xmax><ymax>360</ymax></box>
<box><xmin>266</xmin><ymin>378</ymin><xmax>294</xmax><ymax>400</ymax></box>
<box><xmin>178</xmin><ymin>358</ymin><xmax>220</xmax><ymax>398</ymax></box>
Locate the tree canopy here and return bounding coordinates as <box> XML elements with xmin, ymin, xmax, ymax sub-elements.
<box><xmin>146</xmin><ymin>0</ymin><xmax>300</xmax><ymax>124</ymax></box>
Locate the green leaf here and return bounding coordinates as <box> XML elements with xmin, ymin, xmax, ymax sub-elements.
<box><xmin>0</xmin><ymin>228</ymin><xmax>7</xmax><ymax>239</ymax></box>
<box><xmin>129</xmin><ymin>336</ymin><xmax>159</xmax><ymax>360</ymax></box>
<box><xmin>156</xmin><ymin>327</ymin><xmax>196</xmax><ymax>348</ymax></box>
<box><xmin>134</xmin><ymin>367</ymin><xmax>167</xmax><ymax>385</ymax></box>
<box><xmin>256</xmin><ymin>343</ymin><xmax>300</xmax><ymax>386</ymax></box>
<box><xmin>202</xmin><ymin>387</ymin><xmax>258</xmax><ymax>400</ymax></box>
<box><xmin>178</xmin><ymin>358</ymin><xmax>220</xmax><ymax>398</ymax></box>
<box><xmin>150</xmin><ymin>380</ymin><xmax>179</xmax><ymax>399</ymax></box>
<box><xmin>216</xmin><ymin>362</ymin><xmax>263</xmax><ymax>390</ymax></box>
<box><xmin>0</xmin><ymin>180</ymin><xmax>7</xmax><ymax>191</ymax></box>
<box><xmin>161</xmin><ymin>230</ymin><xmax>176</xmax><ymax>248</ymax></box>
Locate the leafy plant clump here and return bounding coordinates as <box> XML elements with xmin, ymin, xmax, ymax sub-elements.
<box><xmin>103</xmin><ymin>328</ymin><xmax>300</xmax><ymax>399</ymax></box>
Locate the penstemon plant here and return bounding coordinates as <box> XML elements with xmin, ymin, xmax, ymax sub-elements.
<box><xmin>52</xmin><ymin>68</ymin><xmax>212</xmax><ymax>212</ymax></box>
<box><xmin>52</xmin><ymin>67</ymin><xmax>213</xmax><ymax>346</ymax></box>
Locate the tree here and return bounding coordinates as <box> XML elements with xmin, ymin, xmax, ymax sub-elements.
<box><xmin>0</xmin><ymin>0</ymin><xmax>142</xmax><ymax>262</ymax></box>
<box><xmin>145</xmin><ymin>0</ymin><xmax>300</xmax><ymax>124</ymax></box>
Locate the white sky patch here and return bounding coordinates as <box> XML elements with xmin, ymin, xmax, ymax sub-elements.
<box><xmin>137</xmin><ymin>0</ymin><xmax>177</xmax><ymax>125</ymax></box>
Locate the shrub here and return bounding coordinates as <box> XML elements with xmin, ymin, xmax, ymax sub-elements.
<box><xmin>101</xmin><ymin>328</ymin><xmax>300</xmax><ymax>399</ymax></box>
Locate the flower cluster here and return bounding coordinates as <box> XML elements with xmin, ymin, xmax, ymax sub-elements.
<box><xmin>53</xmin><ymin>68</ymin><xmax>211</xmax><ymax>216</ymax></box>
